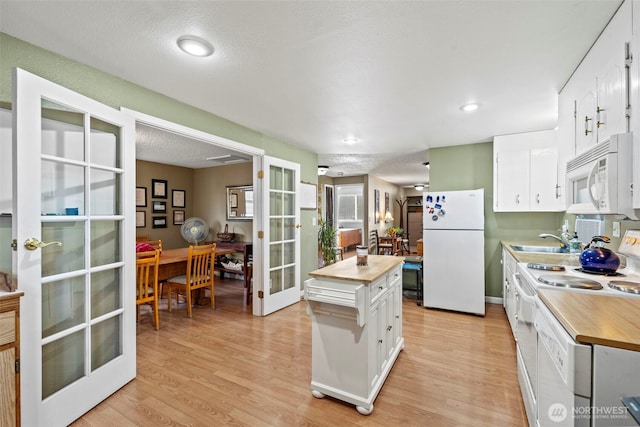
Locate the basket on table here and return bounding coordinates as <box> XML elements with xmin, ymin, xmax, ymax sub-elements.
<box><xmin>217</xmin><ymin>224</ymin><xmax>235</xmax><ymax>242</ymax></box>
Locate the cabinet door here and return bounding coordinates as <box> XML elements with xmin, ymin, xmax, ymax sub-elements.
<box><xmin>0</xmin><ymin>348</ymin><xmax>16</xmax><ymax>426</ymax></box>
<box><xmin>593</xmin><ymin>0</ymin><xmax>631</xmax><ymax>143</ymax></box>
<box><xmin>575</xmin><ymin>87</ymin><xmax>598</xmax><ymax>153</ymax></box>
<box><xmin>369</xmin><ymin>300</ymin><xmax>384</xmax><ymax>389</ymax></box>
<box><xmin>530</xmin><ymin>148</ymin><xmax>560</xmax><ymax>211</ymax></box>
<box><xmin>495</xmin><ymin>149</ymin><xmax>530</xmax><ymax>211</ymax></box>
<box><xmin>597</xmin><ymin>63</ymin><xmax>627</xmax><ymax>142</ymax></box>
<box><xmin>391</xmin><ymin>279</ymin><xmax>402</xmax><ymax>349</ymax></box>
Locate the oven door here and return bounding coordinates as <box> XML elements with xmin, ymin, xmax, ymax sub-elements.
<box><xmin>535</xmin><ymin>299</ymin><xmax>592</xmax><ymax>426</ymax></box>
<box><xmin>514</xmin><ymin>271</ymin><xmax>538</xmax><ymax>426</ymax></box>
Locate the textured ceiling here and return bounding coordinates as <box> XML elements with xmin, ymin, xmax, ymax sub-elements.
<box><xmin>0</xmin><ymin>0</ymin><xmax>623</xmax><ymax>186</ymax></box>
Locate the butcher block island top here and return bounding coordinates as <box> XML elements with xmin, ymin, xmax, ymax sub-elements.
<box><xmin>308</xmin><ymin>255</ymin><xmax>403</xmax><ymax>283</ymax></box>
<box><xmin>538</xmin><ymin>288</ymin><xmax>640</xmax><ymax>352</ymax></box>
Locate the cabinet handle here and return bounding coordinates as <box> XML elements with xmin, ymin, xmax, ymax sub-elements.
<box><xmin>387</xmin><ymin>325</ymin><xmax>392</xmax><ymax>331</ymax></box>
<box><xmin>536</xmin><ymin>193</ymin><xmax>540</xmax><ymax>204</ymax></box>
<box><xmin>596</xmin><ymin>106</ymin><xmax>605</xmax><ymax>128</ymax></box>
<box><xmin>585</xmin><ymin>115</ymin><xmax>593</xmax><ymax>135</ymax></box>
<box><xmin>515</xmin><ymin>194</ymin><xmax>520</xmax><ymax>204</ymax></box>
<box><xmin>378</xmin><ymin>339</ymin><xmax>383</xmax><ymax>344</ymax></box>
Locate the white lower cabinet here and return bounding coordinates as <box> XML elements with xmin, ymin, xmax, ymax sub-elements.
<box><xmin>305</xmin><ymin>260</ymin><xmax>404</xmax><ymax>415</ymax></box>
<box><xmin>502</xmin><ymin>247</ymin><xmax>518</xmax><ymax>338</ymax></box>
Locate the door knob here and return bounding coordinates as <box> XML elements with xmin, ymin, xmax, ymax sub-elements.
<box><xmin>24</xmin><ymin>238</ymin><xmax>62</xmax><ymax>251</ymax></box>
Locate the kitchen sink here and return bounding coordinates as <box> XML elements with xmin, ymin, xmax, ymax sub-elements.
<box><xmin>509</xmin><ymin>244</ymin><xmax>567</xmax><ymax>254</ymax></box>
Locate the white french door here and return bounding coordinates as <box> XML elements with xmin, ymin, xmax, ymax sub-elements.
<box><xmin>13</xmin><ymin>68</ymin><xmax>136</xmax><ymax>426</ymax></box>
<box><xmin>259</xmin><ymin>156</ymin><xmax>301</xmax><ymax>315</ymax></box>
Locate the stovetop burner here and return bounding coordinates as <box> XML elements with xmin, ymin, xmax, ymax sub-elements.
<box><xmin>527</xmin><ymin>263</ymin><xmax>565</xmax><ymax>271</ymax></box>
<box><xmin>537</xmin><ymin>274</ymin><xmax>604</xmax><ymax>290</ymax></box>
<box><xmin>608</xmin><ymin>280</ymin><xmax>640</xmax><ymax>294</ymax></box>
<box><xmin>574</xmin><ymin>268</ymin><xmax>625</xmax><ymax>277</ymax></box>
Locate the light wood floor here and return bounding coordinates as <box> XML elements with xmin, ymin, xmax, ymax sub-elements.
<box><xmin>71</xmin><ymin>277</ymin><xmax>527</xmax><ymax>427</ymax></box>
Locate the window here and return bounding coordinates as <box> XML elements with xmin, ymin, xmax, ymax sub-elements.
<box><xmin>337</xmin><ymin>194</ymin><xmax>364</xmax><ymax>221</ymax></box>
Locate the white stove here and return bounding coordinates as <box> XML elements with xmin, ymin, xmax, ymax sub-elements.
<box><xmin>517</xmin><ymin>229</ymin><xmax>640</xmax><ymax>299</ymax></box>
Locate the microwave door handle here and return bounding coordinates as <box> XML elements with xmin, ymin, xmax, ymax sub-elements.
<box><xmin>586</xmin><ymin>160</ymin><xmax>600</xmax><ymax>208</ymax></box>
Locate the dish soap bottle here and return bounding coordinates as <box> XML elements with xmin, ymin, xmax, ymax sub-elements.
<box><xmin>569</xmin><ymin>232</ymin><xmax>582</xmax><ymax>253</ymax></box>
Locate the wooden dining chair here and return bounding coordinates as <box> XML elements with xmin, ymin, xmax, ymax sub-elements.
<box><xmin>145</xmin><ymin>240</ymin><xmax>167</xmax><ymax>298</ymax></box>
<box><xmin>370</xmin><ymin>230</ymin><xmax>393</xmax><ymax>255</ymax></box>
<box><xmin>135</xmin><ymin>249</ymin><xmax>160</xmax><ymax>330</ymax></box>
<box><xmin>136</xmin><ymin>235</ymin><xmax>150</xmax><ymax>242</ymax></box>
<box><xmin>165</xmin><ymin>243</ymin><xmax>216</xmax><ymax>318</ymax></box>
<box><xmin>147</xmin><ymin>239</ymin><xmax>162</xmax><ymax>252</ymax></box>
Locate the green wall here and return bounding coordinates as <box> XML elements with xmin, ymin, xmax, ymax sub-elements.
<box><xmin>429</xmin><ymin>142</ymin><xmax>564</xmax><ymax>298</ymax></box>
<box><xmin>0</xmin><ymin>33</ymin><xmax>319</xmax><ymax>287</ymax></box>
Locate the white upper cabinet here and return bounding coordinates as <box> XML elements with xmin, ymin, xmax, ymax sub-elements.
<box><xmin>560</xmin><ymin>0</ymin><xmax>632</xmax><ymax>157</ymax></box>
<box><xmin>493</xmin><ymin>130</ymin><xmax>563</xmax><ymax>212</ymax></box>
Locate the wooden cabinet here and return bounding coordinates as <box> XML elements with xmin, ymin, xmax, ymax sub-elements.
<box><xmin>305</xmin><ymin>257</ymin><xmax>403</xmax><ymax>415</ymax></box>
<box><xmin>0</xmin><ymin>291</ymin><xmax>23</xmax><ymax>427</ymax></box>
<box><xmin>502</xmin><ymin>247</ymin><xmax>517</xmax><ymax>338</ymax></box>
<box><xmin>493</xmin><ymin>130</ymin><xmax>563</xmax><ymax>212</ymax></box>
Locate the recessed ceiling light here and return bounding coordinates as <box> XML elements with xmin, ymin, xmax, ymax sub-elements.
<box><xmin>414</xmin><ymin>184</ymin><xmax>425</xmax><ymax>191</ymax></box>
<box><xmin>461</xmin><ymin>103</ymin><xmax>480</xmax><ymax>112</ymax></box>
<box><xmin>423</xmin><ymin>161</ymin><xmax>430</xmax><ymax>169</ymax></box>
<box><xmin>343</xmin><ymin>138</ymin><xmax>359</xmax><ymax>145</ymax></box>
<box><xmin>177</xmin><ymin>35</ymin><xmax>214</xmax><ymax>57</ymax></box>
<box><xmin>318</xmin><ymin>165</ymin><xmax>330</xmax><ymax>176</ymax></box>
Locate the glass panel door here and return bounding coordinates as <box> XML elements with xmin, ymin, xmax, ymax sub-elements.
<box><xmin>14</xmin><ymin>68</ymin><xmax>135</xmax><ymax>426</ymax></box>
<box><xmin>261</xmin><ymin>156</ymin><xmax>300</xmax><ymax>315</ymax></box>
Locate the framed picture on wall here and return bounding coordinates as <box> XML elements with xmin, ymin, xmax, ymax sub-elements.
<box><xmin>374</xmin><ymin>189</ymin><xmax>380</xmax><ymax>224</ymax></box>
<box><xmin>152</xmin><ymin>200</ymin><xmax>166</xmax><ymax>213</ymax></box>
<box><xmin>172</xmin><ymin>189</ymin><xmax>186</xmax><ymax>208</ymax></box>
<box><xmin>173</xmin><ymin>210</ymin><xmax>185</xmax><ymax>225</ymax></box>
<box><xmin>136</xmin><ymin>211</ymin><xmax>145</xmax><ymax>228</ymax></box>
<box><xmin>385</xmin><ymin>192</ymin><xmax>390</xmax><ymax>214</ymax></box>
<box><xmin>152</xmin><ymin>179</ymin><xmax>167</xmax><ymax>198</ymax></box>
<box><xmin>136</xmin><ymin>187</ymin><xmax>147</xmax><ymax>207</ymax></box>
<box><xmin>152</xmin><ymin>216</ymin><xmax>167</xmax><ymax>228</ymax></box>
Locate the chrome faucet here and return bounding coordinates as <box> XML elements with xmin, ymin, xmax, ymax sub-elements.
<box><xmin>538</xmin><ymin>232</ymin><xmax>572</xmax><ymax>251</ymax></box>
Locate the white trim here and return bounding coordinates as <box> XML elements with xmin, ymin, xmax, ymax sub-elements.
<box><xmin>485</xmin><ymin>296</ymin><xmax>503</xmax><ymax>305</ymax></box>
<box><xmin>120</xmin><ymin>108</ymin><xmax>265</xmax><ymax>157</ymax></box>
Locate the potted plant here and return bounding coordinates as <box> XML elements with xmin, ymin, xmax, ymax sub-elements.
<box><xmin>387</xmin><ymin>226</ymin><xmax>404</xmax><ymax>237</ymax></box>
<box><xmin>318</xmin><ymin>219</ymin><xmax>338</xmax><ymax>267</ymax></box>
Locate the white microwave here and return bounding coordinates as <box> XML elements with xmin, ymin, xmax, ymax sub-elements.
<box><xmin>566</xmin><ymin>133</ymin><xmax>637</xmax><ymax>219</ymax></box>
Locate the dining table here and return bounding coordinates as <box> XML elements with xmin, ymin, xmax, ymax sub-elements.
<box><xmin>156</xmin><ymin>247</ymin><xmax>235</xmax><ymax>282</ymax></box>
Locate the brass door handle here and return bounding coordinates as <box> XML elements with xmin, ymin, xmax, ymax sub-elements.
<box><xmin>24</xmin><ymin>238</ymin><xmax>62</xmax><ymax>251</ymax></box>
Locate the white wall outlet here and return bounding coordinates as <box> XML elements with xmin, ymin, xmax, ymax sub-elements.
<box><xmin>612</xmin><ymin>221</ymin><xmax>620</xmax><ymax>238</ymax></box>
<box><xmin>312</xmin><ymin>217</ymin><xmax>316</xmax><ymax>227</ymax></box>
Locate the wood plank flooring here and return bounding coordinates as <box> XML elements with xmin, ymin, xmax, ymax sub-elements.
<box><xmin>71</xmin><ymin>277</ymin><xmax>527</xmax><ymax>427</ymax></box>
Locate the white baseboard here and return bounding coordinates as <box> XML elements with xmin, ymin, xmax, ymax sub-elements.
<box><xmin>485</xmin><ymin>296</ymin><xmax>503</xmax><ymax>305</ymax></box>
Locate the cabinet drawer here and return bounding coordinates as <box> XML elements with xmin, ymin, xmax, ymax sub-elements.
<box><xmin>0</xmin><ymin>311</ymin><xmax>15</xmax><ymax>346</ymax></box>
<box><xmin>369</xmin><ymin>276</ymin><xmax>387</xmax><ymax>303</ymax></box>
<box><xmin>387</xmin><ymin>266</ymin><xmax>402</xmax><ymax>287</ymax></box>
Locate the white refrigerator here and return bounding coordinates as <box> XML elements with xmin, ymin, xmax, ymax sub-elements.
<box><xmin>423</xmin><ymin>189</ymin><xmax>485</xmax><ymax>315</ymax></box>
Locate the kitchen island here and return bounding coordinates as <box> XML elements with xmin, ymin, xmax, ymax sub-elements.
<box><xmin>304</xmin><ymin>255</ymin><xmax>404</xmax><ymax>415</ymax></box>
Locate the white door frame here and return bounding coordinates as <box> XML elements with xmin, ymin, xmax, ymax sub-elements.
<box><xmin>120</xmin><ymin>109</ymin><xmax>266</xmax><ymax>315</ymax></box>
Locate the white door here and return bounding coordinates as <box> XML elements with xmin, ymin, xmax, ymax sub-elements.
<box><xmin>259</xmin><ymin>156</ymin><xmax>301</xmax><ymax>315</ymax></box>
<box><xmin>13</xmin><ymin>68</ymin><xmax>136</xmax><ymax>426</ymax></box>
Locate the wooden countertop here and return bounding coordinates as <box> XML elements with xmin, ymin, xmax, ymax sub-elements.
<box><xmin>309</xmin><ymin>255</ymin><xmax>403</xmax><ymax>284</ymax></box>
<box><xmin>538</xmin><ymin>288</ymin><xmax>640</xmax><ymax>352</ymax></box>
